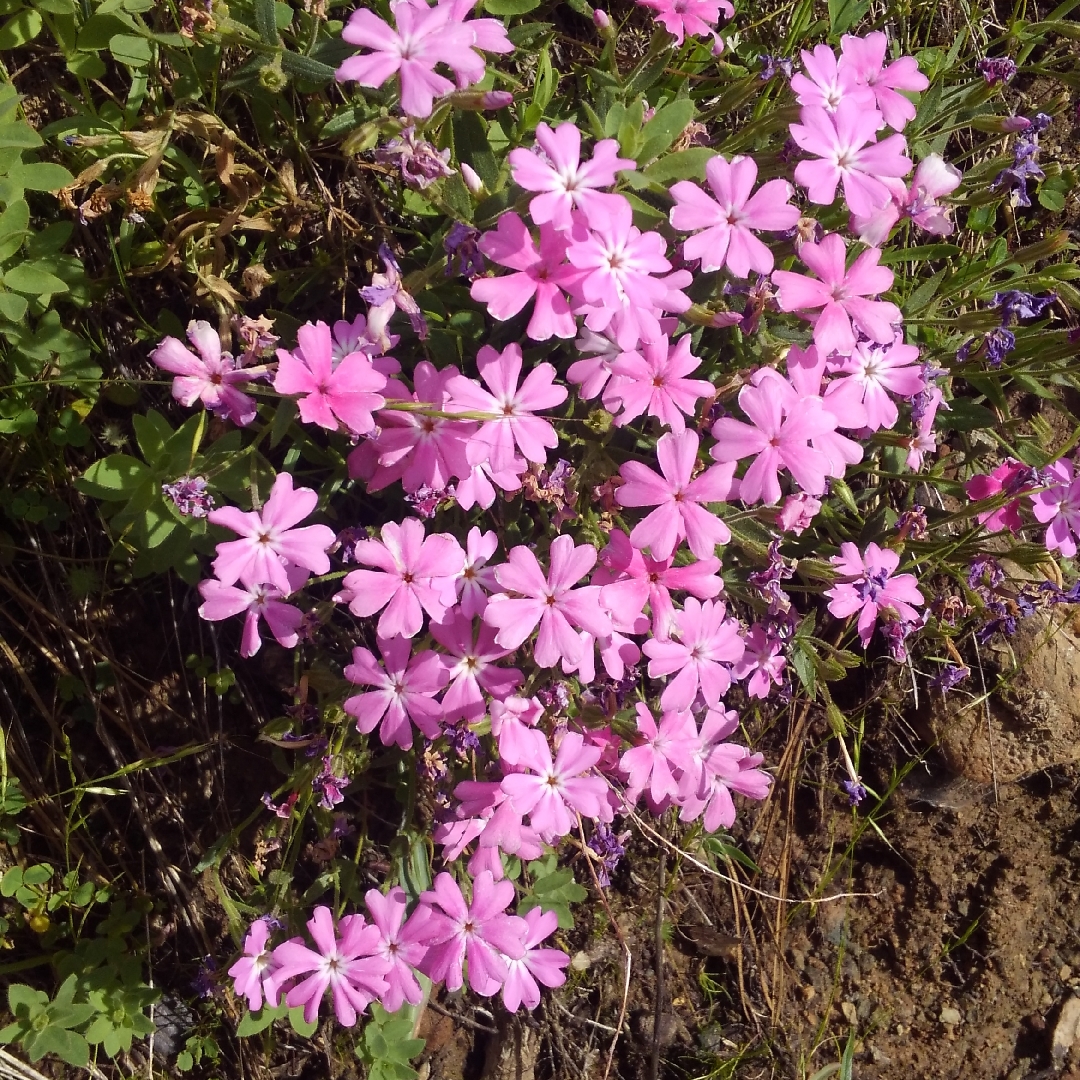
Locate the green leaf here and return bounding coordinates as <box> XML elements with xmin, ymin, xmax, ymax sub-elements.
<box><xmin>254</xmin><ymin>0</ymin><xmax>279</xmax><ymax>43</ymax></box>
<box><xmin>108</xmin><ymin>32</ymin><xmax>152</xmax><ymax>66</ymax></box>
<box><xmin>6</xmin><ymin>162</ymin><xmax>74</xmax><ymax>191</ymax></box>
<box><xmin>79</xmin><ymin>455</ymin><xmax>151</xmax><ymax>499</ymax></box>
<box><xmin>637</xmin><ymin>98</ymin><xmax>695</xmax><ymax>163</ymax></box>
<box><xmin>237</xmin><ymin>1000</ymin><xmax>287</xmax><ymax>1037</ymax></box>
<box><xmin>0</xmin><ymin>8</ymin><xmax>42</xmax><ymax>48</ymax></box>
<box><xmin>0</xmin><ymin>123</ymin><xmax>41</xmax><ymax>149</ymax></box>
<box><xmin>1038</xmin><ymin>184</ymin><xmax>1066</xmax><ymax>213</ymax></box>
<box><xmin>132</xmin><ymin>411</ymin><xmax>174</xmax><ymax>464</ymax></box>
<box><xmin>287</xmin><ymin>1005</ymin><xmax>317</xmax><ymax>1038</ymax></box>
<box><xmin>0</xmin><ymin>290</ymin><xmax>27</xmax><ymax>321</ymax></box>
<box><xmin>8</xmin><ymin>982</ymin><xmax>47</xmax><ymax>1013</ymax></box>
<box><xmin>28</xmin><ymin>1026</ymin><xmax>89</xmax><ymax>1067</ymax></box>
<box><xmin>483</xmin><ymin>0</ymin><xmax>540</xmax><ymax>12</ymax></box>
<box><xmin>944</xmin><ymin>398</ymin><xmax>997</xmax><ymax>432</ymax></box>
<box><xmin>76</xmin><ymin>11</ymin><xmax>134</xmax><ymax>50</ymax></box>
<box><xmin>827</xmin><ymin>0</ymin><xmax>869</xmax><ymax>36</ymax></box>
<box><xmin>279</xmin><ymin>51</ymin><xmax>337</xmax><ymax>84</ymax></box>
<box><xmin>0</xmin><ymin>867</ymin><xmax>23</xmax><ymax>896</ymax></box>
<box><xmin>2</xmin><ymin>262</ymin><xmax>68</xmax><ymax>296</ymax></box>
<box><xmin>67</xmin><ymin>51</ymin><xmax>106</xmax><ymax>78</ymax></box>
<box><xmin>642</xmin><ymin>146</ymin><xmax>713</xmax><ymax>183</ymax></box>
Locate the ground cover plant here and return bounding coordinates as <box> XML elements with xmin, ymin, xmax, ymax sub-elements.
<box><xmin>0</xmin><ymin>0</ymin><xmax>1077</xmax><ymax>1075</ymax></box>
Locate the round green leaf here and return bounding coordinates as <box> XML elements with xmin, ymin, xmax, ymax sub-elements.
<box><xmin>2</xmin><ymin>262</ymin><xmax>68</xmax><ymax>296</ymax></box>
<box><xmin>108</xmin><ymin>32</ymin><xmax>152</xmax><ymax>66</ymax></box>
<box><xmin>0</xmin><ymin>8</ymin><xmax>42</xmax><ymax>49</ymax></box>
<box><xmin>6</xmin><ymin>162</ymin><xmax>74</xmax><ymax>191</ymax></box>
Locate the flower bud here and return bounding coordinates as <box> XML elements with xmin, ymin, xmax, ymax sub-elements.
<box><xmin>593</xmin><ymin>8</ymin><xmax>610</xmax><ymax>28</ymax></box>
<box><xmin>482</xmin><ymin>90</ymin><xmax>513</xmax><ymax>110</ymax></box>
<box><xmin>460</xmin><ymin>162</ymin><xmax>485</xmax><ymax>196</ymax></box>
<box><xmin>449</xmin><ymin>90</ymin><xmax>514</xmax><ymax>111</ymax></box>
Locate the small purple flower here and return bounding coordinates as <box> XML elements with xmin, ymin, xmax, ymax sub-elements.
<box><xmin>336</xmin><ymin>526</ymin><xmax>370</xmax><ymax>564</ymax></box>
<box><xmin>968</xmin><ymin>553</ymin><xmax>1005</xmax><ymax>591</ymax></box>
<box><xmin>192</xmin><ymin>956</ymin><xmax>218</xmax><ymax>998</ymax></box>
<box><xmin>329</xmin><ymin>814</ymin><xmax>355</xmax><ymax>839</ymax></box>
<box><xmin>262</xmin><ymin>791</ymin><xmax>299</xmax><ymax>818</ymax></box>
<box><xmin>897</xmin><ymin>505</ymin><xmax>928</xmax><ymax>541</ymax></box>
<box><xmin>444</xmin><ymin>222</ymin><xmax>485</xmax><ymax>279</ymax></box>
<box><xmin>536</xmin><ymin>682</ymin><xmax>571</xmax><ymax>713</ymax></box>
<box><xmin>758</xmin><ymin>54</ymin><xmax>793</xmax><ymax>81</ymax></box>
<box><xmin>446</xmin><ymin>722</ymin><xmax>480</xmax><ymax>758</ymax></box>
<box><xmin>360</xmin><ymin>244</ymin><xmax>428</xmax><ymax>346</ymax></box>
<box><xmin>929</xmin><ymin>663</ymin><xmax>970</xmax><ymax>693</ymax></box>
<box><xmin>163</xmin><ymin>475</ymin><xmax>215</xmax><ymax>518</ymax></box>
<box><xmin>313</xmin><ymin>756</ymin><xmax>349</xmax><ymax>810</ymax></box>
<box><xmin>841</xmin><ymin>779</ymin><xmax>868</xmax><ymax>806</ymax></box>
<box><xmin>984</xmin><ymin>326</ymin><xmax>1016</xmax><ymax>368</ymax></box>
<box><xmin>993</xmin><ymin>289</ymin><xmax>1056</xmax><ymax>324</ymax></box>
<box><xmin>375</xmin><ymin>127</ymin><xmax>454</xmax><ymax>190</ymax></box>
<box><xmin>749</xmin><ymin>540</ymin><xmax>795</xmax><ymax>615</ymax></box>
<box><xmin>405</xmin><ymin>484</ymin><xmax>453</xmax><ymax>519</ymax></box>
<box><xmin>977</xmin><ymin>57</ymin><xmax>1017</xmax><ymax>84</ymax></box>
<box><xmin>587</xmin><ymin>822</ymin><xmax>628</xmax><ymax>887</ymax></box>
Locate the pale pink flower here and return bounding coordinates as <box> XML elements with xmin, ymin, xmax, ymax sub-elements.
<box><xmin>274</xmin><ymin>321</ymin><xmax>387</xmax><ymax>435</ymax></box>
<box><xmin>790</xmin><ymin>43</ymin><xmax>877</xmax><ymax>113</ymax></box>
<box><xmin>669</xmin><ymin>154</ymin><xmax>800</xmax><ymax>277</ymax></box>
<box><xmin>606</xmin><ymin>334</ymin><xmax>713</xmax><ymax>434</ymax></box>
<box><xmin>209</xmin><ymin>473</ymin><xmax>335</xmax><ymax>593</ymax></box>
<box><xmin>501</xmin><ymin>731</ymin><xmax>609</xmax><ymax>841</ymax></box>
<box><xmin>615</xmin><ymin>429</ymin><xmax>738</xmax><ymax>560</ymax></box>
<box><xmin>850</xmin><ymin>154</ymin><xmax>963</xmax><ymax>245</ymax></box>
<box><xmin>566</xmin><ymin>326</ymin><xmax>631</xmax><ymax>401</ymax></box>
<box><xmin>499</xmin><ymin>907</ymin><xmax>569</xmax><ymax>1012</ymax></box>
<box><xmin>838</xmin><ymin>32</ymin><xmax>929</xmax><ymax>132</ymax></box>
<box><xmin>454</xmin><ymin>457</ymin><xmax>526</xmax><ymax>510</ymax></box>
<box><xmin>488</xmin><ymin>696</ymin><xmax>547</xmax><ymax>766</ymax></box>
<box><xmin>619</xmin><ymin>703</ymin><xmax>698</xmax><ymax>808</ymax></box>
<box><xmin>471</xmin><ymin>214</ymin><xmax>585</xmax><ymax>341</ymax></box>
<box><xmin>343</xmin><ymin>635</ymin><xmax>449</xmax><ymax>749</ymax></box>
<box><xmin>151</xmin><ymin>320</ymin><xmax>259</xmax><ymax>426</ymax></box>
<box><xmin>965</xmin><ymin>459</ymin><xmax>1035</xmax><ymax>533</ymax></box>
<box><xmin>905</xmin><ymin>386</ymin><xmax>943</xmax><ymax>470</ymax></box>
<box><xmin>430</xmin><ymin>613</ymin><xmax>522</xmax><ymax>721</ymax></box>
<box><xmin>364</xmin><ymin>887</ymin><xmax>434</xmax><ymax>1013</ymax></box>
<box><xmin>507</xmin><ymin>122</ymin><xmax>635</xmax><ymax>232</ymax></box>
<box><xmin>197</xmin><ymin>577</ymin><xmax>305</xmax><ymax>658</ymax></box>
<box><xmin>732</xmin><ymin>625</ymin><xmax>786</xmax><ymax>699</ymax></box>
<box><xmin>832</xmin><ymin>336</ymin><xmax>925</xmax><ymax>431</ymax></box>
<box><xmin>641</xmin><ymin>597</ymin><xmax>745</xmax><ymax>711</ymax></box>
<box><xmin>709</xmin><ymin>381</ymin><xmax>835</xmax><ymax>505</ymax></box>
<box><xmin>1031</xmin><ymin>459</ymin><xmax>1080</xmax><ymax>557</ymax></box>
<box><xmin>417</xmin><ymin>871</ymin><xmax>527</xmax><ymax>996</ymax></box>
<box><xmin>337</xmin><ymin>518</ymin><xmax>464</xmax><ymax>639</ymax></box>
<box><xmin>446</xmin><ymin>344</ymin><xmax>567</xmax><ymax>471</ymax></box>
<box><xmin>229</xmin><ymin>919</ymin><xmax>280</xmax><ymax>1012</ymax></box>
<box><xmin>790</xmin><ymin>99</ymin><xmax>912</xmax><ymax>217</ymax></box>
<box><xmin>635</xmin><ymin>0</ymin><xmax>732</xmax><ymax>46</ymax></box>
<box><xmin>775</xmin><ymin>493</ymin><xmax>821</xmax><ymax>534</ymax></box>
<box><xmin>825</xmin><ymin>541</ymin><xmax>924</xmax><ymax>646</ymax></box>
<box><xmin>484</xmin><ymin>536</ymin><xmax>612</xmax><ymax>673</ymax></box>
<box><xmin>454</xmin><ymin>526</ymin><xmax>501</xmax><ymax>617</ymax></box>
<box><xmin>567</xmin><ymin>196</ymin><xmax>691</xmax><ymax>349</ymax></box>
<box><xmin>269</xmin><ymin>907</ymin><xmax>390</xmax><ymax>1027</ymax></box>
<box><xmin>771</xmin><ymin>232</ymin><xmax>901</xmax><ymax>357</ymax></box>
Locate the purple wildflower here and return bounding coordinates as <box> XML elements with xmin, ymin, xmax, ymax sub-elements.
<box><xmin>163</xmin><ymin>475</ymin><xmax>215</xmax><ymax>518</ymax></box>
<box><xmin>977</xmin><ymin>57</ymin><xmax>1017</xmax><ymax>84</ymax></box>
<box><xmin>375</xmin><ymin>127</ymin><xmax>455</xmax><ymax>189</ymax></box>
<box><xmin>444</xmin><ymin>223</ymin><xmax>485</xmax><ymax>279</ymax></box>
<box><xmin>968</xmin><ymin>553</ymin><xmax>1005</xmax><ymax>590</ymax></box>
<box><xmin>192</xmin><ymin>956</ymin><xmax>218</xmax><ymax>998</ymax></box>
<box><xmin>841</xmin><ymin>779</ymin><xmax>868</xmax><ymax>806</ymax></box>
<box><xmin>313</xmin><ymin>756</ymin><xmax>349</xmax><ymax>809</ymax></box>
<box><xmin>405</xmin><ymin>484</ymin><xmax>454</xmax><ymax>519</ymax></box>
<box><xmin>336</xmin><ymin>526</ymin><xmax>370</xmax><ymax>564</ymax></box>
<box><xmin>758</xmin><ymin>54</ymin><xmax>793</xmax><ymax>80</ymax></box>
<box><xmin>360</xmin><ymin>244</ymin><xmax>428</xmax><ymax>347</ymax></box>
<box><xmin>928</xmin><ymin>663</ymin><xmax>970</xmax><ymax>693</ymax></box>
<box><xmin>993</xmin><ymin>289</ymin><xmax>1056</xmax><ymax>324</ymax></box>
<box><xmin>587</xmin><ymin>822</ymin><xmax>629</xmax><ymax>887</ymax></box>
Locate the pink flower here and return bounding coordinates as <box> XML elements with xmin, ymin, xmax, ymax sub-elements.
<box><xmin>484</xmin><ymin>537</ymin><xmax>612</xmax><ymax>673</ymax></box>
<box><xmin>501</xmin><ymin>731</ymin><xmax>609</xmax><ymax>841</ymax></box>
<box><xmin>851</xmin><ymin>154</ymin><xmax>963</xmax><ymax>245</ymax></box>
<box><xmin>417</xmin><ymin>871</ymin><xmax>527</xmax><ymax>996</ymax></box>
<box><xmin>825</xmin><ymin>541</ymin><xmax>924</xmax><ymax>646</ymax></box>
<box><xmin>151</xmin><ymin>321</ymin><xmax>259</xmax><ymax>426</ymax></box>
<box><xmin>500</xmin><ymin>907</ymin><xmax>569</xmax><ymax>1012</ymax></box>
<box><xmin>430</xmin><ymin>613</ymin><xmax>522</xmax><ymax>721</ymax></box>
<box><xmin>776</xmin><ymin>493</ymin><xmax>822</xmax><ymax>534</ymax></box>
<box><xmin>606</xmin><ymin>334</ymin><xmax>714</xmax><ymax>434</ymax></box>
<box><xmin>732</xmin><ymin>625</ymin><xmax>786</xmax><ymax>699</ymax></box>
<box><xmin>790</xmin><ymin>43</ymin><xmax>877</xmax><ymax>113</ymax></box>
<box><xmin>669</xmin><ymin>155</ymin><xmax>800</xmax><ymax>277</ymax></box>
<box><xmin>838</xmin><ymin>32</ymin><xmax>929</xmax><ymax>132</ymax></box>
<box><xmin>344</xmin><ymin>635</ymin><xmax>449</xmax><ymax>749</ymax></box>
<box><xmin>269</xmin><ymin>907</ymin><xmax>390</xmax><ymax>1027</ymax></box>
<box><xmin>364</xmin><ymin>887</ymin><xmax>435</xmax><ymax>1013</ymax></box>
<box><xmin>446</xmin><ymin>344</ymin><xmax>567</xmax><ymax>471</ymax></box>
<box><xmin>208</xmin><ymin>473</ymin><xmax>335</xmax><ymax>593</ymax></box>
<box><xmin>471</xmin><ymin>215</ymin><xmax>585</xmax><ymax>341</ymax></box>
<box><xmin>454</xmin><ymin>457</ymin><xmax>526</xmax><ymax>510</ymax></box>
<box><xmin>1031</xmin><ymin>458</ymin><xmax>1080</xmax><ymax>557</ymax></box>
<box><xmin>454</xmin><ymin>526</ymin><xmax>501</xmax><ymax>617</ymax></box>
<box><xmin>905</xmin><ymin>386</ymin><xmax>943</xmax><ymax>470</ymax></box>
<box><xmin>197</xmin><ymin>577</ymin><xmax>305</xmax><ymax>658</ymax></box>
<box><xmin>790</xmin><ymin>99</ymin><xmax>912</xmax><ymax>217</ymax></box>
<box><xmin>566</xmin><ymin>326</ymin><xmax>632</xmax><ymax>401</ymax></box>
<box><xmin>709</xmin><ymin>380</ymin><xmax>835</xmax><ymax>505</ymax></box>
<box><xmin>507</xmin><ymin>122</ymin><xmax>635</xmax><ymax>232</ymax></box>
<box><xmin>274</xmin><ymin>321</ymin><xmax>387</xmax><ymax>435</ymax></box>
<box><xmin>337</xmin><ymin>518</ymin><xmax>464</xmax><ymax>639</ymax></box>
<box><xmin>831</xmin><ymin>336</ymin><xmax>925</xmax><ymax>431</ymax></box>
<box><xmin>615</xmin><ymin>429</ymin><xmax>738</xmax><ymax>560</ymax></box>
<box><xmin>488</xmin><ymin>696</ymin><xmax>547</xmax><ymax>766</ymax></box>
<box><xmin>641</xmin><ymin>597</ymin><xmax>745</xmax><ymax>711</ymax></box>
<box><xmin>965</xmin><ymin>459</ymin><xmax>1036</xmax><ymax>533</ymax></box>
<box><xmin>635</xmin><ymin>0</ymin><xmax>732</xmax><ymax>46</ymax></box>
<box><xmin>771</xmin><ymin>232</ymin><xmax>901</xmax><ymax>357</ymax></box>
<box><xmin>228</xmin><ymin>919</ymin><xmax>280</xmax><ymax>1012</ymax></box>
<box><xmin>619</xmin><ymin>703</ymin><xmax>697</xmax><ymax>808</ymax></box>
<box><xmin>567</xmin><ymin>196</ymin><xmax>691</xmax><ymax>349</ymax></box>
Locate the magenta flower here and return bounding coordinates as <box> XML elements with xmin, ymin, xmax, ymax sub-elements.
<box><xmin>269</xmin><ymin>907</ymin><xmax>390</xmax><ymax>1027</ymax></box>
<box><xmin>669</xmin><ymin>154</ymin><xmax>800</xmax><ymax>277</ymax></box>
<box><xmin>790</xmin><ymin>43</ymin><xmax>877</xmax><ymax>113</ymax></box>
<box><xmin>642</xmin><ymin>597</ymin><xmax>745</xmax><ymax>711</ymax></box>
<box><xmin>274</xmin><ymin>321</ymin><xmax>387</xmax><ymax>436</ymax></box>
<box><xmin>606</xmin><ymin>334</ymin><xmax>714</xmax><ymax>434</ymax></box>
<box><xmin>789</xmin><ymin>99</ymin><xmax>912</xmax><ymax>217</ymax></box>
<box><xmin>619</xmin><ymin>703</ymin><xmax>697</xmax><ymax>808</ymax></box>
<box><xmin>732</xmin><ymin>625</ymin><xmax>786</xmax><ymax>699</ymax></box>
<box><xmin>343</xmin><ymin>636</ymin><xmax>449</xmax><ymax>749</ymax></box>
<box><xmin>471</xmin><ymin>214</ymin><xmax>585</xmax><ymax>341</ymax></box>
<box><xmin>446</xmin><ymin>344</ymin><xmax>568</xmax><ymax>471</ymax></box>
<box><xmin>838</xmin><ymin>32</ymin><xmax>929</xmax><ymax>132</ymax></box>
<box><xmin>635</xmin><ymin>0</ymin><xmax>732</xmax><ymax>46</ymax></box>
<box><xmin>771</xmin><ymin>233</ymin><xmax>901</xmax><ymax>357</ymax></box>
<box><xmin>825</xmin><ymin>541</ymin><xmax>924</xmax><ymax>647</ymax></box>
<box><xmin>832</xmin><ymin>336</ymin><xmax>925</xmax><ymax>431</ymax></box>
<box><xmin>430</xmin><ymin>613</ymin><xmax>522</xmax><ymax>721</ymax></box>
<box><xmin>228</xmin><ymin>919</ymin><xmax>280</xmax><ymax>1012</ymax></box>
<box><xmin>483</xmin><ymin>536</ymin><xmax>612</xmax><ymax>673</ymax></box>
<box><xmin>417</xmin><ymin>871</ymin><xmax>527</xmax><ymax>996</ymax></box>
<box><xmin>338</xmin><ymin>518</ymin><xmax>464</xmax><ymax>639</ymax></box>
<box><xmin>208</xmin><ymin>473</ymin><xmax>335</xmax><ymax>593</ymax></box>
<box><xmin>567</xmin><ymin>196</ymin><xmax>691</xmax><ymax>349</ymax></box>
<box><xmin>364</xmin><ymin>886</ymin><xmax>434</xmax><ymax>1013</ymax></box>
<box><xmin>151</xmin><ymin>320</ymin><xmax>259</xmax><ymax>426</ymax></box>
<box><xmin>710</xmin><ymin>380</ymin><xmax>836</xmax><ymax>505</ymax></box>
<box><xmin>507</xmin><ymin>121</ymin><xmax>635</xmax><ymax>232</ymax></box>
<box><xmin>500</xmin><ymin>907</ymin><xmax>569</xmax><ymax>1012</ymax></box>
<box><xmin>965</xmin><ymin>459</ymin><xmax>1035</xmax><ymax>533</ymax></box>
<box><xmin>197</xmin><ymin>577</ymin><xmax>305</xmax><ymax>658</ymax></box>
<box><xmin>1031</xmin><ymin>458</ymin><xmax>1080</xmax><ymax>557</ymax></box>
<box><xmin>615</xmin><ymin>429</ymin><xmax>738</xmax><ymax>560</ymax></box>
<box><xmin>501</xmin><ymin>731</ymin><xmax>609</xmax><ymax>842</ymax></box>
